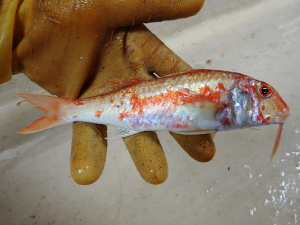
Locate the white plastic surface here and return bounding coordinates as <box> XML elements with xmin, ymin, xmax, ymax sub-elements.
<box><xmin>1</xmin><ymin>0</ymin><xmax>299</xmax><ymax>224</ymax></box>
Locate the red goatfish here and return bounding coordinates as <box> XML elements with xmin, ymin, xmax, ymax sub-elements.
<box><xmin>18</xmin><ymin>69</ymin><xmax>290</xmax><ymax>160</ymax></box>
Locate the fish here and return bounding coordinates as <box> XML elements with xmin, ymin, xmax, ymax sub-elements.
<box><xmin>17</xmin><ymin>69</ymin><xmax>290</xmax><ymax>160</ymax></box>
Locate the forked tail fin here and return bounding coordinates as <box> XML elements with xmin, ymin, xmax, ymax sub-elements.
<box><xmin>17</xmin><ymin>93</ymin><xmax>67</xmax><ymax>134</ymax></box>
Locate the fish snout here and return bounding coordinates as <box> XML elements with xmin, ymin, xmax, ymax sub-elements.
<box><xmin>275</xmin><ymin>100</ymin><xmax>290</xmax><ymax>123</ymax></box>
<box><xmin>280</xmin><ymin>105</ymin><xmax>290</xmax><ymax>121</ymax></box>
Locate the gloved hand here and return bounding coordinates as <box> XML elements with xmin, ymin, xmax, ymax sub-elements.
<box><xmin>1</xmin><ymin>0</ymin><xmax>216</xmax><ymax>184</ymax></box>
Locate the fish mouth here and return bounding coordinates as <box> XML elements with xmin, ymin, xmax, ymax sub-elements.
<box><xmin>282</xmin><ymin>107</ymin><xmax>290</xmax><ymax>121</ymax></box>
<box><xmin>274</xmin><ymin>105</ymin><xmax>290</xmax><ymax>124</ymax></box>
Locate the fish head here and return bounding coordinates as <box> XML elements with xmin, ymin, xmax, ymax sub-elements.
<box><xmin>247</xmin><ymin>79</ymin><xmax>290</xmax><ymax>125</ymax></box>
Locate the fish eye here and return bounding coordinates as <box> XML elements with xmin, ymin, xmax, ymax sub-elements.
<box><xmin>258</xmin><ymin>84</ymin><xmax>272</xmax><ymax>98</ymax></box>
<box><xmin>261</xmin><ymin>87</ymin><xmax>269</xmax><ymax>95</ymax></box>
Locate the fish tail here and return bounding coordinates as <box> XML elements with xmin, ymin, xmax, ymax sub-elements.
<box><xmin>17</xmin><ymin>93</ymin><xmax>67</xmax><ymax>134</ymax></box>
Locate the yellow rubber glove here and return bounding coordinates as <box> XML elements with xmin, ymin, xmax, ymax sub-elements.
<box><xmin>1</xmin><ymin>0</ymin><xmax>215</xmax><ymax>185</ymax></box>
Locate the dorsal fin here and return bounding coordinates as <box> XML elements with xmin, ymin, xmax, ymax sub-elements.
<box><xmin>80</xmin><ymin>79</ymin><xmax>144</xmax><ymax>100</ymax></box>
<box><xmin>108</xmin><ymin>78</ymin><xmax>143</xmax><ymax>90</ymax></box>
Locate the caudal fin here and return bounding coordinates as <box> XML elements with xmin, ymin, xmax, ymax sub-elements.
<box><xmin>17</xmin><ymin>93</ymin><xmax>67</xmax><ymax>134</ymax></box>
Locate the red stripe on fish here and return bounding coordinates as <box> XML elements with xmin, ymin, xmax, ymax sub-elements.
<box><xmin>118</xmin><ymin>88</ymin><xmax>220</xmax><ymax>121</ymax></box>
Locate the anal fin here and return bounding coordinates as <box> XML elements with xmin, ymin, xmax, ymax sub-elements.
<box><xmin>106</xmin><ymin>125</ymin><xmax>139</xmax><ymax>139</ymax></box>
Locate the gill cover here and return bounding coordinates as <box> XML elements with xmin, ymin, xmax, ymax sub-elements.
<box><xmin>230</xmin><ymin>87</ymin><xmax>248</xmax><ymax>128</ymax></box>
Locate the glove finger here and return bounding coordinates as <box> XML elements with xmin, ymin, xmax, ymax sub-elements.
<box><xmin>119</xmin><ymin>68</ymin><xmax>168</xmax><ymax>184</ymax></box>
<box><xmin>70</xmin><ymin>122</ymin><xmax>107</xmax><ymax>185</ymax></box>
<box><xmin>170</xmin><ymin>132</ymin><xmax>216</xmax><ymax>162</ymax></box>
<box><xmin>123</xmin><ymin>131</ymin><xmax>168</xmax><ymax>185</ymax></box>
<box><xmin>107</xmin><ymin>0</ymin><xmax>205</xmax><ymax>27</ymax></box>
<box><xmin>125</xmin><ymin>25</ymin><xmax>192</xmax><ymax>76</ymax></box>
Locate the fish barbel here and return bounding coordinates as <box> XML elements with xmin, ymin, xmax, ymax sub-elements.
<box><xmin>18</xmin><ymin>69</ymin><xmax>290</xmax><ymax>159</ymax></box>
